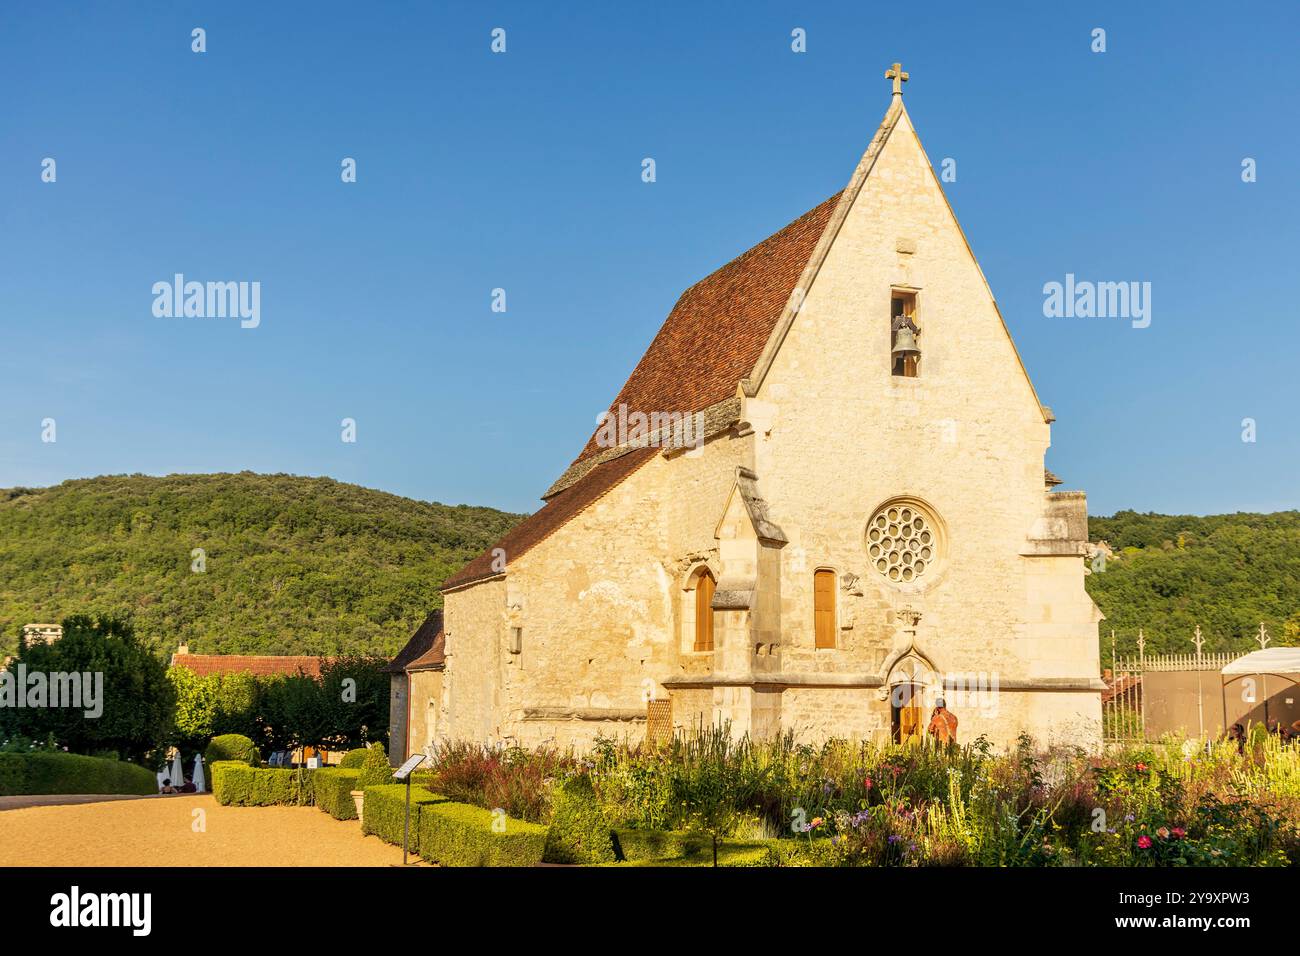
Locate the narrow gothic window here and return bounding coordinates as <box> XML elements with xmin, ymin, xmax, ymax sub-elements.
<box><xmin>814</xmin><ymin>569</ymin><xmax>836</xmax><ymax>648</ymax></box>
<box><xmin>891</xmin><ymin>292</ymin><xmax>919</xmax><ymax>377</ymax></box>
<box><xmin>694</xmin><ymin>569</ymin><xmax>715</xmax><ymax>651</ymax></box>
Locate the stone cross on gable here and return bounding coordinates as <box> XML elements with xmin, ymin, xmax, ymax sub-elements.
<box><xmin>1256</xmin><ymin>623</ymin><xmax>1271</xmax><ymax>650</ymax></box>
<box><xmin>885</xmin><ymin>61</ymin><xmax>909</xmax><ymax>96</ymax></box>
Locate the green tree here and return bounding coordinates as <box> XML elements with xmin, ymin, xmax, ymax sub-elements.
<box><xmin>1</xmin><ymin>614</ymin><xmax>174</xmax><ymax>763</ymax></box>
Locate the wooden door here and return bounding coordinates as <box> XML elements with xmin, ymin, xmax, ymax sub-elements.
<box><xmin>814</xmin><ymin>569</ymin><xmax>836</xmax><ymax>648</ymax></box>
<box><xmin>892</xmin><ymin>684</ymin><xmax>923</xmax><ymax>743</ymax></box>
<box><xmin>694</xmin><ymin>571</ymin><xmax>715</xmax><ymax>651</ymax></box>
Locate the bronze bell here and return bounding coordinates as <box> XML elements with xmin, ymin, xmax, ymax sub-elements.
<box><xmin>891</xmin><ymin>326</ymin><xmax>920</xmax><ymax>358</ymax></box>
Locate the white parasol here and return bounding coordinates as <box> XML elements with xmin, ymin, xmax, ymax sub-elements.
<box><xmin>192</xmin><ymin>753</ymin><xmax>206</xmax><ymax>792</ymax></box>
<box><xmin>169</xmin><ymin>750</ymin><xmax>186</xmax><ymax>788</ymax></box>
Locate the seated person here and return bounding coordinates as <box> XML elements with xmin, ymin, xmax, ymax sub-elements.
<box><xmin>178</xmin><ymin>777</ymin><xmax>197</xmax><ymax>793</ymax></box>
<box><xmin>159</xmin><ymin>777</ymin><xmax>177</xmax><ymax>794</ymax></box>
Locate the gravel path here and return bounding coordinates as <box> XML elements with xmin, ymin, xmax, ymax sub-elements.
<box><xmin>0</xmin><ymin>794</ymin><xmax>425</xmax><ymax>866</ymax></box>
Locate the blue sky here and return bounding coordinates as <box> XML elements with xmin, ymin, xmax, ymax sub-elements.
<box><xmin>2</xmin><ymin>1</ymin><xmax>1297</xmax><ymax>517</ymax></box>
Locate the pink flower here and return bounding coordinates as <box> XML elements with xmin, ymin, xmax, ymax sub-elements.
<box><xmin>864</xmin><ymin>777</ymin><xmax>873</xmax><ymax>790</ymax></box>
<box><xmin>1136</xmin><ymin>762</ymin><xmax>1148</xmax><ymax>772</ymax></box>
<box><xmin>1171</xmin><ymin>827</ymin><xmax>1186</xmax><ymax>839</ymax></box>
<box><xmin>1137</xmin><ymin>835</ymin><xmax>1153</xmax><ymax>849</ymax></box>
<box><xmin>1156</xmin><ymin>827</ymin><xmax>1170</xmax><ymax>839</ymax></box>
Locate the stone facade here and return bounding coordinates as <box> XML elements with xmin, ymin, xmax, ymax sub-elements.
<box><xmin>436</xmin><ymin>94</ymin><xmax>1104</xmax><ymax>752</ymax></box>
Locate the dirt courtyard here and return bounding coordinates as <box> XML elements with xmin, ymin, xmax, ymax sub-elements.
<box><xmin>0</xmin><ymin>794</ymin><xmax>424</xmax><ymax>866</ymax></box>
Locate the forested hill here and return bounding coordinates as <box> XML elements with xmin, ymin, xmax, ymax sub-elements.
<box><xmin>1086</xmin><ymin>510</ymin><xmax>1300</xmax><ymax>656</ymax></box>
<box><xmin>1</xmin><ymin>475</ymin><xmax>1295</xmax><ymax>661</ymax></box>
<box><xmin>0</xmin><ymin>473</ymin><xmax>524</xmax><ymax>658</ymax></box>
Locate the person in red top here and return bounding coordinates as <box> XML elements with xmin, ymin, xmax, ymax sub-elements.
<box><xmin>927</xmin><ymin>698</ymin><xmax>958</xmax><ymax>747</ymax></box>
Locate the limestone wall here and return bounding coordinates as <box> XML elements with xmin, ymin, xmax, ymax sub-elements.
<box><xmin>745</xmin><ymin>107</ymin><xmax>1100</xmax><ymax>747</ymax></box>
<box><xmin>436</xmin><ymin>104</ymin><xmax>1101</xmax><ymax>753</ymax></box>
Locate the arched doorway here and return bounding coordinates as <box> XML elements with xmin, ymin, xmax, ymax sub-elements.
<box><xmin>884</xmin><ymin>648</ymin><xmax>937</xmax><ymax>744</ymax></box>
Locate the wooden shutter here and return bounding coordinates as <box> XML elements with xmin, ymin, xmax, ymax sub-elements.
<box><xmin>694</xmin><ymin>571</ymin><xmax>715</xmax><ymax>651</ymax></box>
<box><xmin>814</xmin><ymin>569</ymin><xmax>836</xmax><ymax>648</ymax></box>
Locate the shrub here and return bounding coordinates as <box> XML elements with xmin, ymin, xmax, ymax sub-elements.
<box><xmin>313</xmin><ymin>768</ymin><xmax>361</xmax><ymax>819</ymax></box>
<box><xmin>418</xmin><ymin>801</ymin><xmax>548</xmax><ymax>867</ymax></box>
<box><xmin>0</xmin><ymin>751</ymin><xmax>156</xmax><ymax>796</ymax></box>
<box><xmin>355</xmin><ymin>743</ymin><xmax>392</xmax><ymax>790</ymax></box>
<box><xmin>205</xmin><ymin>734</ymin><xmax>260</xmax><ymax>769</ymax></box>
<box><xmin>610</xmin><ymin>828</ymin><xmax>708</xmax><ymax>863</ymax></box>
<box><xmin>361</xmin><ymin>784</ymin><xmax>448</xmax><ymax>851</ymax></box>
<box><xmin>430</xmin><ymin>741</ymin><xmax>573</xmax><ymax>823</ymax></box>
<box><xmin>542</xmin><ymin>775</ymin><xmax>616</xmax><ymax>864</ymax></box>
<box><xmin>339</xmin><ymin>748</ymin><xmax>370</xmax><ymax>769</ymax></box>
<box><xmin>211</xmin><ymin>761</ymin><xmax>313</xmax><ymax>806</ymax></box>
<box><xmin>0</xmin><ymin>615</ymin><xmax>174</xmax><ymax>763</ymax></box>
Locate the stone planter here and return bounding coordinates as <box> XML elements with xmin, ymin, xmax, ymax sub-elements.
<box><xmin>351</xmin><ymin>790</ymin><xmax>365</xmax><ymax>820</ymax></box>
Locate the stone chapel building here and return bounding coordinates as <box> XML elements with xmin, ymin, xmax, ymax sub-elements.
<box><xmin>404</xmin><ymin>69</ymin><xmax>1105</xmax><ymax>759</ymax></box>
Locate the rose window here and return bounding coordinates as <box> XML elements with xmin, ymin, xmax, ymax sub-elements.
<box><xmin>867</xmin><ymin>503</ymin><xmax>937</xmax><ymax>583</ymax></box>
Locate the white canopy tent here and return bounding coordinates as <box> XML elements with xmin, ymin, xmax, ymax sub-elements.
<box><xmin>1221</xmin><ymin>647</ymin><xmax>1300</xmax><ymax>676</ymax></box>
<box><xmin>1221</xmin><ymin>648</ymin><xmax>1300</xmax><ymax>731</ymax></box>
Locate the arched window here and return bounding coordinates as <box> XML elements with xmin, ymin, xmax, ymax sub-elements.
<box><xmin>693</xmin><ymin>569</ymin><xmax>716</xmax><ymax>652</ymax></box>
<box><xmin>814</xmin><ymin>569</ymin><xmax>836</xmax><ymax>649</ymax></box>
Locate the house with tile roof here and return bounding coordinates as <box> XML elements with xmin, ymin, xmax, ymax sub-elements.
<box><xmin>384</xmin><ymin>611</ymin><xmax>444</xmax><ymax>763</ymax></box>
<box><xmin>435</xmin><ymin>68</ymin><xmax>1104</xmax><ymax>751</ymax></box>
<box><xmin>170</xmin><ymin>648</ymin><xmax>328</xmax><ymax>679</ymax></box>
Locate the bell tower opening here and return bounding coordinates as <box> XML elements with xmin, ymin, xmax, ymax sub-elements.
<box><xmin>891</xmin><ymin>291</ymin><xmax>919</xmax><ymax>377</ymax></box>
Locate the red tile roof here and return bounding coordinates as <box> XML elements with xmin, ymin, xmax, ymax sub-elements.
<box><xmin>384</xmin><ymin>610</ymin><xmax>444</xmax><ymax>673</ymax></box>
<box><xmin>573</xmin><ymin>192</ymin><xmax>841</xmax><ymax>466</ymax></box>
<box><xmin>443</xmin><ymin>446</ymin><xmax>658</xmax><ymax>590</ymax></box>
<box><xmin>442</xmin><ymin>194</ymin><xmax>841</xmax><ymax>593</ymax></box>
<box><xmin>170</xmin><ymin>654</ymin><xmax>327</xmax><ymax>678</ymax></box>
<box><xmin>406</xmin><ymin>629</ymin><xmax>445</xmax><ymax>672</ymax></box>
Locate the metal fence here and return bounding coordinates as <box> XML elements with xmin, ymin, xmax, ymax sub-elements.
<box><xmin>1102</xmin><ymin>648</ymin><xmax>1238</xmax><ymax>743</ymax></box>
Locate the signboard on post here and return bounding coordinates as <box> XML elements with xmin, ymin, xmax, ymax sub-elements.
<box><xmin>394</xmin><ymin>754</ymin><xmax>426</xmax><ymax>781</ymax></box>
<box><xmin>395</xmin><ymin>753</ymin><xmax>428</xmax><ymax>865</ymax></box>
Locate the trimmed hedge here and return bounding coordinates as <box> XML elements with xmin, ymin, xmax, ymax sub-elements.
<box><xmin>211</xmin><ymin>761</ymin><xmax>314</xmax><ymax>806</ymax></box>
<box><xmin>542</xmin><ymin>776</ymin><xmax>616</xmax><ymax>864</ymax></box>
<box><xmin>0</xmin><ymin>751</ymin><xmax>156</xmax><ymax>796</ymax></box>
<box><xmin>610</xmin><ymin>841</ymin><xmax>780</xmax><ymax>867</ymax></box>
<box><xmin>610</xmin><ymin>828</ymin><xmax>709</xmax><ymax>863</ymax></box>
<box><xmin>312</xmin><ymin>768</ymin><xmax>361</xmax><ymax>819</ymax></box>
<box><xmin>361</xmin><ymin>784</ymin><xmax>448</xmax><ymax>851</ymax></box>
<box><xmin>354</xmin><ymin>744</ymin><xmax>392</xmax><ymax>789</ymax></box>
<box><xmin>418</xmin><ymin>801</ymin><xmax>548</xmax><ymax>867</ymax></box>
<box><xmin>204</xmin><ymin>734</ymin><xmax>260</xmax><ymax>769</ymax></box>
<box><xmin>338</xmin><ymin>748</ymin><xmax>370</xmax><ymax>769</ymax></box>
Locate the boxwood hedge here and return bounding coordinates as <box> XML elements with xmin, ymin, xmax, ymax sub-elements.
<box><xmin>204</xmin><ymin>734</ymin><xmax>260</xmax><ymax>769</ymax></box>
<box><xmin>610</xmin><ymin>828</ymin><xmax>709</xmax><ymax>863</ymax></box>
<box><xmin>0</xmin><ymin>751</ymin><xmax>156</xmax><ymax>796</ymax></box>
<box><xmin>418</xmin><ymin>801</ymin><xmax>548</xmax><ymax>867</ymax></box>
<box><xmin>211</xmin><ymin>761</ymin><xmax>314</xmax><ymax>806</ymax></box>
<box><xmin>360</xmin><ymin>784</ymin><xmax>448</xmax><ymax>851</ymax></box>
<box><xmin>312</xmin><ymin>767</ymin><xmax>361</xmax><ymax>819</ymax></box>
